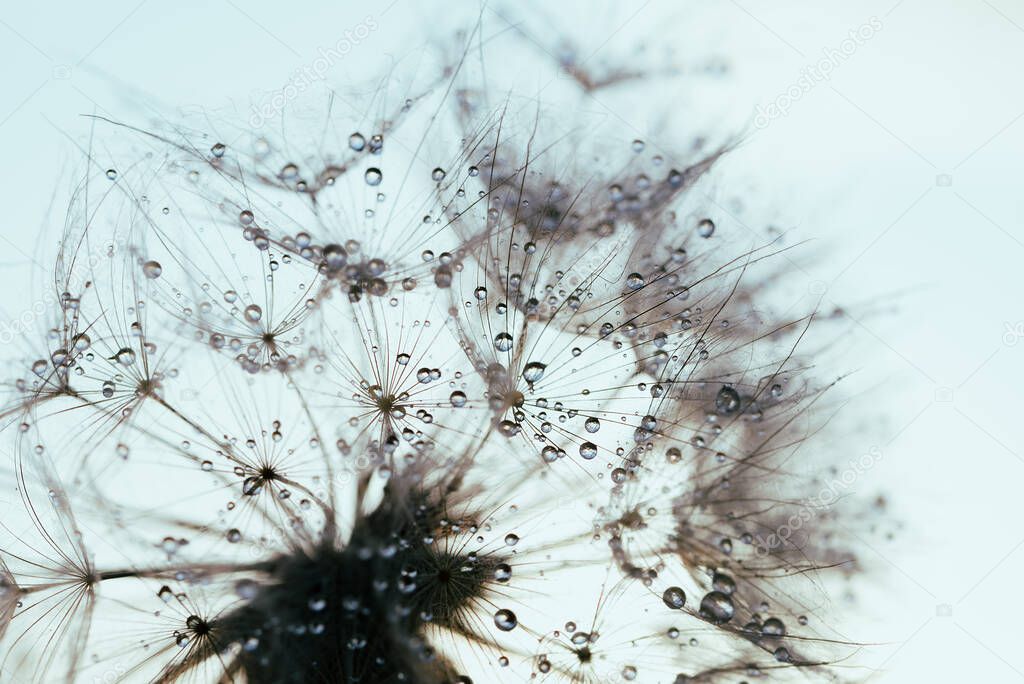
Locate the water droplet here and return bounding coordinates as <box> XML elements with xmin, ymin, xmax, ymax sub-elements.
<box><xmin>364</xmin><ymin>167</ymin><xmax>382</xmax><ymax>186</ymax></box>
<box><xmin>715</xmin><ymin>386</ymin><xmax>740</xmax><ymax>414</ymax></box>
<box><xmin>584</xmin><ymin>417</ymin><xmax>601</xmax><ymax>433</ymax></box>
<box><xmin>579</xmin><ymin>442</ymin><xmax>597</xmax><ymax>459</ymax></box>
<box><xmin>712</xmin><ymin>572</ymin><xmax>735</xmax><ymax>595</ymax></box>
<box><xmin>143</xmin><ymin>260</ymin><xmax>162</xmax><ymax>279</ymax></box>
<box><xmin>244</xmin><ymin>305</ymin><xmax>263</xmax><ymax>323</ymax></box>
<box><xmin>697</xmin><ymin>218</ymin><xmax>715</xmax><ymax>238</ymax></box>
<box><xmin>113</xmin><ymin>348</ymin><xmax>136</xmax><ymax>366</ymax></box>
<box><xmin>494</xmin><ymin>332</ymin><xmax>513</xmax><ymax>352</ymax></box>
<box><xmin>494</xmin><ymin>608</ymin><xmax>518</xmax><ymax>631</ymax></box>
<box><xmin>662</xmin><ymin>586</ymin><xmax>686</xmax><ymax>609</ymax></box>
<box><xmin>523</xmin><ymin>362</ymin><xmax>546</xmax><ymax>383</ymax></box>
<box><xmin>349</xmin><ymin>133</ymin><xmax>366</xmax><ymax>151</ymax></box>
<box><xmin>323</xmin><ymin>244</ymin><xmax>347</xmax><ymax>270</ymax></box>
<box><xmin>699</xmin><ymin>591</ymin><xmax>735</xmax><ymax>624</ymax></box>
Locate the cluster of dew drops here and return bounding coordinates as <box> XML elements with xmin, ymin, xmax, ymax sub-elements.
<box><xmin>85</xmin><ymin>130</ymin><xmax>820</xmax><ymax>682</ymax></box>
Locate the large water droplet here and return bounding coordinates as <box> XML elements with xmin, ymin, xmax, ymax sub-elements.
<box><xmin>143</xmin><ymin>260</ymin><xmax>162</xmax><ymax>279</ymax></box>
<box><xmin>494</xmin><ymin>332</ymin><xmax>513</xmax><ymax>352</ymax></box>
<box><xmin>662</xmin><ymin>586</ymin><xmax>686</xmax><ymax>609</ymax></box>
<box><xmin>699</xmin><ymin>591</ymin><xmax>735</xmax><ymax>624</ymax></box>
<box><xmin>523</xmin><ymin>362</ymin><xmax>546</xmax><ymax>383</ymax></box>
<box><xmin>494</xmin><ymin>608</ymin><xmax>518</xmax><ymax>631</ymax></box>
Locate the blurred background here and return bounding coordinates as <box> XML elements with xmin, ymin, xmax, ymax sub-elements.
<box><xmin>0</xmin><ymin>1</ymin><xmax>1021</xmax><ymax>681</ymax></box>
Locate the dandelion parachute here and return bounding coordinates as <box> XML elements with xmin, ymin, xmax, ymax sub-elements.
<box><xmin>0</xmin><ymin>25</ymin><xmax>873</xmax><ymax>684</ymax></box>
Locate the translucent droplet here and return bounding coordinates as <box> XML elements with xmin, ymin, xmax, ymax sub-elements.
<box><xmin>662</xmin><ymin>586</ymin><xmax>686</xmax><ymax>609</ymax></box>
<box><xmin>584</xmin><ymin>417</ymin><xmax>601</xmax><ymax>433</ymax></box>
<box><xmin>699</xmin><ymin>591</ymin><xmax>735</xmax><ymax>624</ymax></box>
<box><xmin>522</xmin><ymin>362</ymin><xmax>546</xmax><ymax>383</ymax></box>
<box><xmin>715</xmin><ymin>386</ymin><xmax>740</xmax><ymax>414</ymax></box>
<box><xmin>493</xmin><ymin>563</ymin><xmax>512</xmax><ymax>582</ymax></box>
<box><xmin>323</xmin><ymin>243</ymin><xmax>347</xmax><ymax>270</ymax></box>
<box><xmin>349</xmin><ymin>133</ymin><xmax>366</xmax><ymax>151</ymax></box>
<box><xmin>494</xmin><ymin>332</ymin><xmax>513</xmax><ymax>352</ymax></box>
<box><xmin>113</xmin><ymin>348</ymin><xmax>136</xmax><ymax>366</ymax></box>
<box><xmin>494</xmin><ymin>608</ymin><xmax>518</xmax><ymax>631</ymax></box>
<box><xmin>762</xmin><ymin>617</ymin><xmax>786</xmax><ymax>637</ymax></box>
<box><xmin>712</xmin><ymin>572</ymin><xmax>735</xmax><ymax>595</ymax></box>
<box><xmin>579</xmin><ymin>442</ymin><xmax>597</xmax><ymax>459</ymax></box>
<box><xmin>143</xmin><ymin>260</ymin><xmax>162</xmax><ymax>279</ymax></box>
<box><xmin>364</xmin><ymin>167</ymin><xmax>382</xmax><ymax>186</ymax></box>
<box><xmin>697</xmin><ymin>218</ymin><xmax>715</xmax><ymax>238</ymax></box>
<box><xmin>244</xmin><ymin>305</ymin><xmax>263</xmax><ymax>323</ymax></box>
<box><xmin>450</xmin><ymin>391</ymin><xmax>467</xmax><ymax>407</ymax></box>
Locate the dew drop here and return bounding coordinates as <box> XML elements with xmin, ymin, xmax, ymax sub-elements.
<box><xmin>493</xmin><ymin>563</ymin><xmax>512</xmax><ymax>582</ymax></box>
<box><xmin>244</xmin><ymin>305</ymin><xmax>263</xmax><ymax>323</ymax></box>
<box><xmin>762</xmin><ymin>617</ymin><xmax>786</xmax><ymax>637</ymax></box>
<box><xmin>715</xmin><ymin>386</ymin><xmax>740</xmax><ymax>414</ymax></box>
<box><xmin>522</xmin><ymin>361</ymin><xmax>546</xmax><ymax>383</ymax></box>
<box><xmin>699</xmin><ymin>591</ymin><xmax>735</xmax><ymax>624</ymax></box>
<box><xmin>143</xmin><ymin>260</ymin><xmax>162</xmax><ymax>279</ymax></box>
<box><xmin>494</xmin><ymin>332</ymin><xmax>513</xmax><ymax>352</ymax></box>
<box><xmin>494</xmin><ymin>608</ymin><xmax>518</xmax><ymax>631</ymax></box>
<box><xmin>113</xmin><ymin>348</ymin><xmax>136</xmax><ymax>366</ymax></box>
<box><xmin>662</xmin><ymin>586</ymin><xmax>686</xmax><ymax>610</ymax></box>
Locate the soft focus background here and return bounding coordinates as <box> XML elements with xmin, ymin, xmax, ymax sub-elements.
<box><xmin>1</xmin><ymin>1</ymin><xmax>1022</xmax><ymax>681</ymax></box>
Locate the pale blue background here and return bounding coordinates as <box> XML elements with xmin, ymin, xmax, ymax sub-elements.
<box><xmin>1</xmin><ymin>1</ymin><xmax>1022</xmax><ymax>681</ymax></box>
